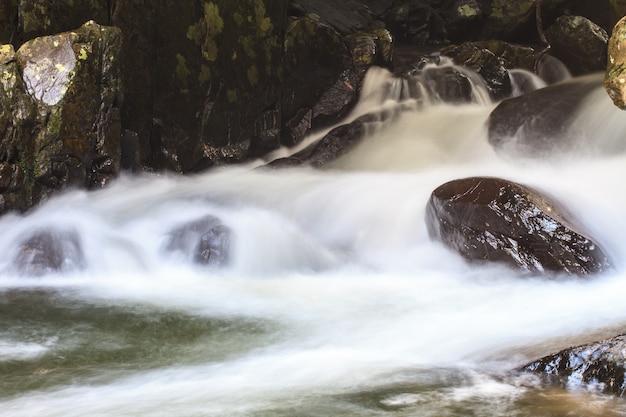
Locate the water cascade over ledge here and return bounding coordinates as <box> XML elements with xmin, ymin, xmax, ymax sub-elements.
<box><xmin>3</xmin><ymin>61</ymin><xmax>626</xmax><ymax>417</ymax></box>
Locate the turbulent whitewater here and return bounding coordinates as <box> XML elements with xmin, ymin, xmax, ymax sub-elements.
<box><xmin>3</xmin><ymin>65</ymin><xmax>626</xmax><ymax>416</ymax></box>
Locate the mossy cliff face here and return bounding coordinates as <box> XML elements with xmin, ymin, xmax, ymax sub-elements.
<box><xmin>0</xmin><ymin>0</ymin><xmax>393</xmax><ymax>211</ymax></box>
<box><xmin>112</xmin><ymin>0</ymin><xmax>287</xmax><ymax>172</ymax></box>
<box><xmin>0</xmin><ymin>21</ymin><xmax>122</xmax><ymax>212</ymax></box>
<box><xmin>4</xmin><ymin>0</ymin><xmax>616</xmax><ymax>212</ymax></box>
<box><xmin>4</xmin><ymin>0</ymin><xmax>111</xmax><ymax>46</ymax></box>
<box><xmin>0</xmin><ymin>0</ymin><xmax>18</xmax><ymax>44</ymax></box>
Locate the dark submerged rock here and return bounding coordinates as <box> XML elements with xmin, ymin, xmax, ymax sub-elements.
<box><xmin>164</xmin><ymin>215</ymin><xmax>231</xmax><ymax>267</ymax></box>
<box><xmin>425</xmin><ymin>176</ymin><xmax>611</xmax><ymax>275</ymax></box>
<box><xmin>14</xmin><ymin>228</ymin><xmax>85</xmax><ymax>276</ymax></box>
<box><xmin>487</xmin><ymin>74</ymin><xmax>603</xmax><ymax>157</ymax></box>
<box><xmin>521</xmin><ymin>334</ymin><xmax>626</xmax><ymax>396</ymax></box>
<box><xmin>272</xmin><ymin>108</ymin><xmax>401</xmax><ymax>168</ymax></box>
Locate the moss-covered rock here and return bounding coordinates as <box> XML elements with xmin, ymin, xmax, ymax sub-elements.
<box><xmin>605</xmin><ymin>15</ymin><xmax>626</xmax><ymax>109</ymax></box>
<box><xmin>112</xmin><ymin>0</ymin><xmax>287</xmax><ymax>172</ymax></box>
<box><xmin>441</xmin><ymin>42</ymin><xmax>512</xmax><ymax>100</ymax></box>
<box><xmin>546</xmin><ymin>15</ymin><xmax>608</xmax><ymax>75</ymax></box>
<box><xmin>0</xmin><ymin>21</ymin><xmax>123</xmax><ymax>213</ymax></box>
<box><xmin>383</xmin><ymin>1</ymin><xmax>446</xmax><ymax>45</ymax></box>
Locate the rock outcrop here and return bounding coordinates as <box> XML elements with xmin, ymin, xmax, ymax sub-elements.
<box><xmin>487</xmin><ymin>74</ymin><xmax>603</xmax><ymax>157</ymax></box>
<box><xmin>14</xmin><ymin>228</ymin><xmax>85</xmax><ymax>276</ymax></box>
<box><xmin>0</xmin><ymin>21</ymin><xmax>122</xmax><ymax>213</ymax></box>
<box><xmin>0</xmin><ymin>2</ymin><xmax>394</xmax><ymax>213</ymax></box>
<box><xmin>164</xmin><ymin>215</ymin><xmax>232</xmax><ymax>267</ymax></box>
<box><xmin>521</xmin><ymin>334</ymin><xmax>626</xmax><ymax>397</ymax></box>
<box><xmin>425</xmin><ymin>176</ymin><xmax>611</xmax><ymax>275</ymax></box>
<box><xmin>0</xmin><ymin>0</ymin><xmax>623</xmax><ymax>213</ymax></box>
<box><xmin>545</xmin><ymin>15</ymin><xmax>608</xmax><ymax>76</ymax></box>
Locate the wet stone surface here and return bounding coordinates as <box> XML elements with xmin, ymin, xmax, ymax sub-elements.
<box><xmin>14</xmin><ymin>228</ymin><xmax>85</xmax><ymax>276</ymax></box>
<box><xmin>164</xmin><ymin>215</ymin><xmax>231</xmax><ymax>267</ymax></box>
<box><xmin>521</xmin><ymin>334</ymin><xmax>626</xmax><ymax>397</ymax></box>
<box><xmin>425</xmin><ymin>176</ymin><xmax>611</xmax><ymax>275</ymax></box>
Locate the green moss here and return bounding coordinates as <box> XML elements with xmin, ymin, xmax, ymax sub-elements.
<box><xmin>48</xmin><ymin>110</ymin><xmax>62</xmax><ymax>136</ymax></box>
<box><xmin>233</xmin><ymin>12</ymin><xmax>244</xmax><ymax>26</ymax></box>
<box><xmin>240</xmin><ymin>35</ymin><xmax>257</xmax><ymax>58</ymax></box>
<box><xmin>247</xmin><ymin>65</ymin><xmax>258</xmax><ymax>86</ymax></box>
<box><xmin>175</xmin><ymin>53</ymin><xmax>190</xmax><ymax>83</ymax></box>
<box><xmin>203</xmin><ymin>2</ymin><xmax>224</xmax><ymax>36</ymax></box>
<box><xmin>199</xmin><ymin>64</ymin><xmax>211</xmax><ymax>84</ymax></box>
<box><xmin>254</xmin><ymin>0</ymin><xmax>273</xmax><ymax>35</ymax></box>
<box><xmin>458</xmin><ymin>4</ymin><xmax>479</xmax><ymax>17</ymax></box>
<box><xmin>187</xmin><ymin>2</ymin><xmax>225</xmax><ymax>62</ymax></box>
<box><xmin>226</xmin><ymin>89</ymin><xmax>238</xmax><ymax>103</ymax></box>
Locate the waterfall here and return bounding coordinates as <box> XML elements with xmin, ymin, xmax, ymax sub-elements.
<box><xmin>2</xmin><ymin>61</ymin><xmax>626</xmax><ymax>417</ymax></box>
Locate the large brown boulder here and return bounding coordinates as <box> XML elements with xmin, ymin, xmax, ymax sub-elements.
<box><xmin>425</xmin><ymin>176</ymin><xmax>611</xmax><ymax>275</ymax></box>
<box><xmin>521</xmin><ymin>334</ymin><xmax>626</xmax><ymax>396</ymax></box>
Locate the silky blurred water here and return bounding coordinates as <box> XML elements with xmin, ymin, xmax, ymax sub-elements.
<box><xmin>2</xmin><ymin>66</ymin><xmax>626</xmax><ymax>416</ymax></box>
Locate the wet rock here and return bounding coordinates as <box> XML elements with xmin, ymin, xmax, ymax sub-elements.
<box><xmin>0</xmin><ymin>21</ymin><xmax>123</xmax><ymax>213</ymax></box>
<box><xmin>276</xmin><ymin>109</ymin><xmax>399</xmax><ymax>168</ymax></box>
<box><xmin>564</xmin><ymin>0</ymin><xmax>618</xmax><ymax>33</ymax></box>
<box><xmin>425</xmin><ymin>176</ymin><xmax>611</xmax><ymax>275</ymax></box>
<box><xmin>282</xmin><ymin>18</ymin><xmax>355</xmax><ymax>132</ymax></box>
<box><xmin>472</xmin><ymin>40</ymin><xmax>538</xmax><ymax>71</ymax></box>
<box><xmin>415</xmin><ymin>64</ymin><xmax>475</xmax><ymax>104</ymax></box>
<box><xmin>382</xmin><ymin>1</ymin><xmax>446</xmax><ymax>45</ymax></box>
<box><xmin>488</xmin><ymin>74</ymin><xmax>603</xmax><ymax>157</ymax></box>
<box><xmin>440</xmin><ymin>43</ymin><xmax>512</xmax><ymax>100</ymax></box>
<box><xmin>444</xmin><ymin>0</ymin><xmax>484</xmax><ymax>42</ymax></box>
<box><xmin>478</xmin><ymin>0</ymin><xmax>536</xmax><ymax>40</ymax></box>
<box><xmin>521</xmin><ymin>334</ymin><xmax>626</xmax><ymax>396</ymax></box>
<box><xmin>301</xmin><ymin>118</ymin><xmax>367</xmax><ymax>168</ymax></box>
<box><xmin>281</xmin><ymin>12</ymin><xmax>392</xmax><ymax>149</ymax></box>
<box><xmin>346</xmin><ymin>29</ymin><xmax>394</xmax><ymax>77</ymax></box>
<box><xmin>164</xmin><ymin>215</ymin><xmax>231</xmax><ymax>267</ymax></box>
<box><xmin>111</xmin><ymin>1</ymin><xmax>288</xmax><ymax>172</ymax></box>
<box><xmin>282</xmin><ymin>108</ymin><xmax>313</xmax><ymax>148</ymax></box>
<box><xmin>545</xmin><ymin>15</ymin><xmax>608</xmax><ymax>75</ymax></box>
<box><xmin>14</xmin><ymin>228</ymin><xmax>85</xmax><ymax>276</ymax></box>
<box><xmin>289</xmin><ymin>0</ymin><xmax>377</xmax><ymax>35</ymax></box>
<box><xmin>605</xmin><ymin>15</ymin><xmax>626</xmax><ymax>109</ymax></box>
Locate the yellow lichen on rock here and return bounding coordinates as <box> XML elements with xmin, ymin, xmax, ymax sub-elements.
<box><xmin>605</xmin><ymin>16</ymin><xmax>626</xmax><ymax>109</ymax></box>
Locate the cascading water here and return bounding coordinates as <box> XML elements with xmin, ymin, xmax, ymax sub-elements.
<box><xmin>3</xmin><ymin>59</ymin><xmax>626</xmax><ymax>417</ymax></box>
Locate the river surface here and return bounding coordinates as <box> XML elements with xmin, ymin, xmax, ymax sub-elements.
<box><xmin>2</xmin><ymin>64</ymin><xmax>626</xmax><ymax>416</ymax></box>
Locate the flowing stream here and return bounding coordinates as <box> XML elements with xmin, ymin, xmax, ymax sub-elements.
<box><xmin>3</xmin><ymin>62</ymin><xmax>626</xmax><ymax>416</ymax></box>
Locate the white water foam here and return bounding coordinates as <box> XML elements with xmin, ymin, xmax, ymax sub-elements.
<box><xmin>1</xmin><ymin>66</ymin><xmax>626</xmax><ymax>417</ymax></box>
